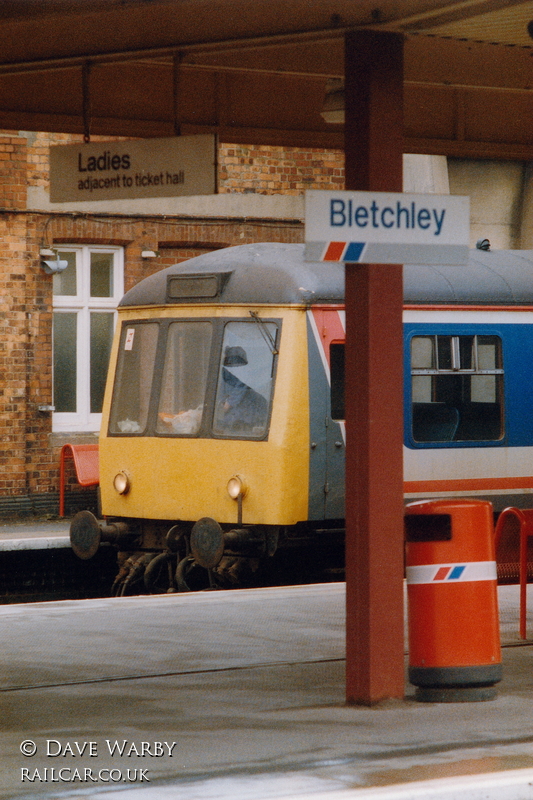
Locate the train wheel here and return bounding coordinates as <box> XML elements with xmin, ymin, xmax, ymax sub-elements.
<box><xmin>143</xmin><ymin>552</ymin><xmax>176</xmax><ymax>594</ymax></box>
<box><xmin>175</xmin><ymin>555</ymin><xmax>212</xmax><ymax>592</ymax></box>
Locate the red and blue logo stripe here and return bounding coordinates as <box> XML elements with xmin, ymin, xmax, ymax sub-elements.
<box><xmin>406</xmin><ymin>561</ymin><xmax>497</xmax><ymax>585</ymax></box>
<box><xmin>322</xmin><ymin>241</ymin><xmax>367</xmax><ymax>262</ymax></box>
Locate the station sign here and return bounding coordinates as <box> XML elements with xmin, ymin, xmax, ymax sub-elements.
<box><xmin>304</xmin><ymin>190</ymin><xmax>470</xmax><ymax>265</ymax></box>
<box><xmin>49</xmin><ymin>135</ymin><xmax>217</xmax><ymax>203</ymax></box>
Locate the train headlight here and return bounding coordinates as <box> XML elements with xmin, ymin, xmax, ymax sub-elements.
<box><xmin>227</xmin><ymin>475</ymin><xmax>247</xmax><ymax>500</ymax></box>
<box><xmin>113</xmin><ymin>471</ymin><xmax>131</xmax><ymax>495</ymax></box>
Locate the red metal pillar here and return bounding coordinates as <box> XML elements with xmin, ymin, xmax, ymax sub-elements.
<box><xmin>344</xmin><ymin>30</ymin><xmax>405</xmax><ymax>704</ymax></box>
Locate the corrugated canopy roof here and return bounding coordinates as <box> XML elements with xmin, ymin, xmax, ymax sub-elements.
<box><xmin>0</xmin><ymin>1</ymin><xmax>533</xmax><ymax>157</ymax></box>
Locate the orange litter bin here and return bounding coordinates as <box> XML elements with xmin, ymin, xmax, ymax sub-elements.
<box><xmin>405</xmin><ymin>499</ymin><xmax>502</xmax><ymax>702</ymax></box>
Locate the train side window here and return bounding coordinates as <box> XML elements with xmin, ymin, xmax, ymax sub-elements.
<box><xmin>109</xmin><ymin>323</ymin><xmax>159</xmax><ymax>434</ymax></box>
<box><xmin>330</xmin><ymin>343</ymin><xmax>345</xmax><ymax>420</ymax></box>
<box><xmin>156</xmin><ymin>322</ymin><xmax>212</xmax><ymax>435</ymax></box>
<box><xmin>213</xmin><ymin>320</ymin><xmax>277</xmax><ymax>438</ymax></box>
<box><xmin>411</xmin><ymin>334</ymin><xmax>504</xmax><ymax>443</ymax></box>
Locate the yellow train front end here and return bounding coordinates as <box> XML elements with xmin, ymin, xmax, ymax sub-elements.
<box><xmin>69</xmin><ymin>243</ymin><xmax>345</xmax><ymax>592</ymax></box>
<box><xmin>99</xmin><ymin>303</ymin><xmax>310</xmax><ymax>529</ymax></box>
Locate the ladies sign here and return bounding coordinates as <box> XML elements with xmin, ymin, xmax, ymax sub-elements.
<box><xmin>49</xmin><ymin>135</ymin><xmax>217</xmax><ymax>202</ymax></box>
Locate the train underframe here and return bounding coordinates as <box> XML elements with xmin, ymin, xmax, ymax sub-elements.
<box><xmin>69</xmin><ymin>511</ymin><xmax>345</xmax><ymax>595</ymax></box>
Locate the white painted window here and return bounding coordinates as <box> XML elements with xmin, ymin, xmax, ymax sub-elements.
<box><xmin>52</xmin><ymin>246</ymin><xmax>124</xmax><ymax>432</ymax></box>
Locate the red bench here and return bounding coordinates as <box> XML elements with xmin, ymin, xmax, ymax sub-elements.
<box><xmin>494</xmin><ymin>507</ymin><xmax>533</xmax><ymax>639</ymax></box>
<box><xmin>59</xmin><ymin>443</ymin><xmax>99</xmax><ymax>517</ymax></box>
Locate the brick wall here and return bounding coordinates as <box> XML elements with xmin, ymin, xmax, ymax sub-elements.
<box><xmin>0</xmin><ymin>135</ymin><xmax>30</xmax><ymax>499</ymax></box>
<box><xmin>219</xmin><ymin>144</ymin><xmax>344</xmax><ymax>194</ymax></box>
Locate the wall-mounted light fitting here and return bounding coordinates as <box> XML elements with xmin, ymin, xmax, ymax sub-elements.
<box><xmin>41</xmin><ymin>252</ymin><xmax>69</xmax><ymax>274</ymax></box>
<box><xmin>141</xmin><ymin>249</ymin><xmax>159</xmax><ymax>258</ymax></box>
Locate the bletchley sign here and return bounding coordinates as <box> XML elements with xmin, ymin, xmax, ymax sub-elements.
<box><xmin>304</xmin><ymin>189</ymin><xmax>470</xmax><ymax>265</ymax></box>
<box><xmin>49</xmin><ymin>135</ymin><xmax>217</xmax><ymax>203</ymax></box>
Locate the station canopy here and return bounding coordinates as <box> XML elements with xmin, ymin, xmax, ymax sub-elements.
<box><xmin>1</xmin><ymin>0</ymin><xmax>533</xmax><ymax>159</ymax></box>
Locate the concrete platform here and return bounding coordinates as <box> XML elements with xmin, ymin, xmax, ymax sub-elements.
<box><xmin>1</xmin><ymin>582</ymin><xmax>533</xmax><ymax>800</ymax></box>
<box><xmin>0</xmin><ymin>520</ymin><xmax>70</xmax><ymax>551</ymax></box>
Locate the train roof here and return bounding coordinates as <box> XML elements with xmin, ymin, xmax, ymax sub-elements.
<box><xmin>119</xmin><ymin>243</ymin><xmax>533</xmax><ymax>308</ymax></box>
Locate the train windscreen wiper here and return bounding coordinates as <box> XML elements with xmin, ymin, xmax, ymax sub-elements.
<box><xmin>249</xmin><ymin>311</ymin><xmax>278</xmax><ymax>355</ymax></box>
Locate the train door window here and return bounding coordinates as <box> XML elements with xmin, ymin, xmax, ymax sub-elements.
<box><xmin>213</xmin><ymin>320</ymin><xmax>277</xmax><ymax>438</ymax></box>
<box><xmin>52</xmin><ymin>246</ymin><xmax>123</xmax><ymax>432</ymax></box>
<box><xmin>411</xmin><ymin>334</ymin><xmax>504</xmax><ymax>443</ymax></box>
<box><xmin>156</xmin><ymin>322</ymin><xmax>212</xmax><ymax>435</ymax></box>
<box><xmin>330</xmin><ymin>343</ymin><xmax>345</xmax><ymax>420</ymax></box>
<box><xmin>109</xmin><ymin>323</ymin><xmax>159</xmax><ymax>434</ymax></box>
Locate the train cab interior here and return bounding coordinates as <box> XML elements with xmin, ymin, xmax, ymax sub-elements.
<box><xmin>108</xmin><ymin>317</ymin><xmax>279</xmax><ymax>441</ymax></box>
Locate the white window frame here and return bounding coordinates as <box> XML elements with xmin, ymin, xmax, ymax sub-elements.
<box><xmin>52</xmin><ymin>245</ymin><xmax>124</xmax><ymax>433</ymax></box>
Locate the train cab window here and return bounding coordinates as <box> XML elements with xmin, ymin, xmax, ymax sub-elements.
<box><xmin>156</xmin><ymin>322</ymin><xmax>212</xmax><ymax>435</ymax></box>
<box><xmin>411</xmin><ymin>334</ymin><xmax>504</xmax><ymax>443</ymax></box>
<box><xmin>109</xmin><ymin>323</ymin><xmax>159</xmax><ymax>434</ymax></box>
<box><xmin>213</xmin><ymin>320</ymin><xmax>277</xmax><ymax>438</ymax></box>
